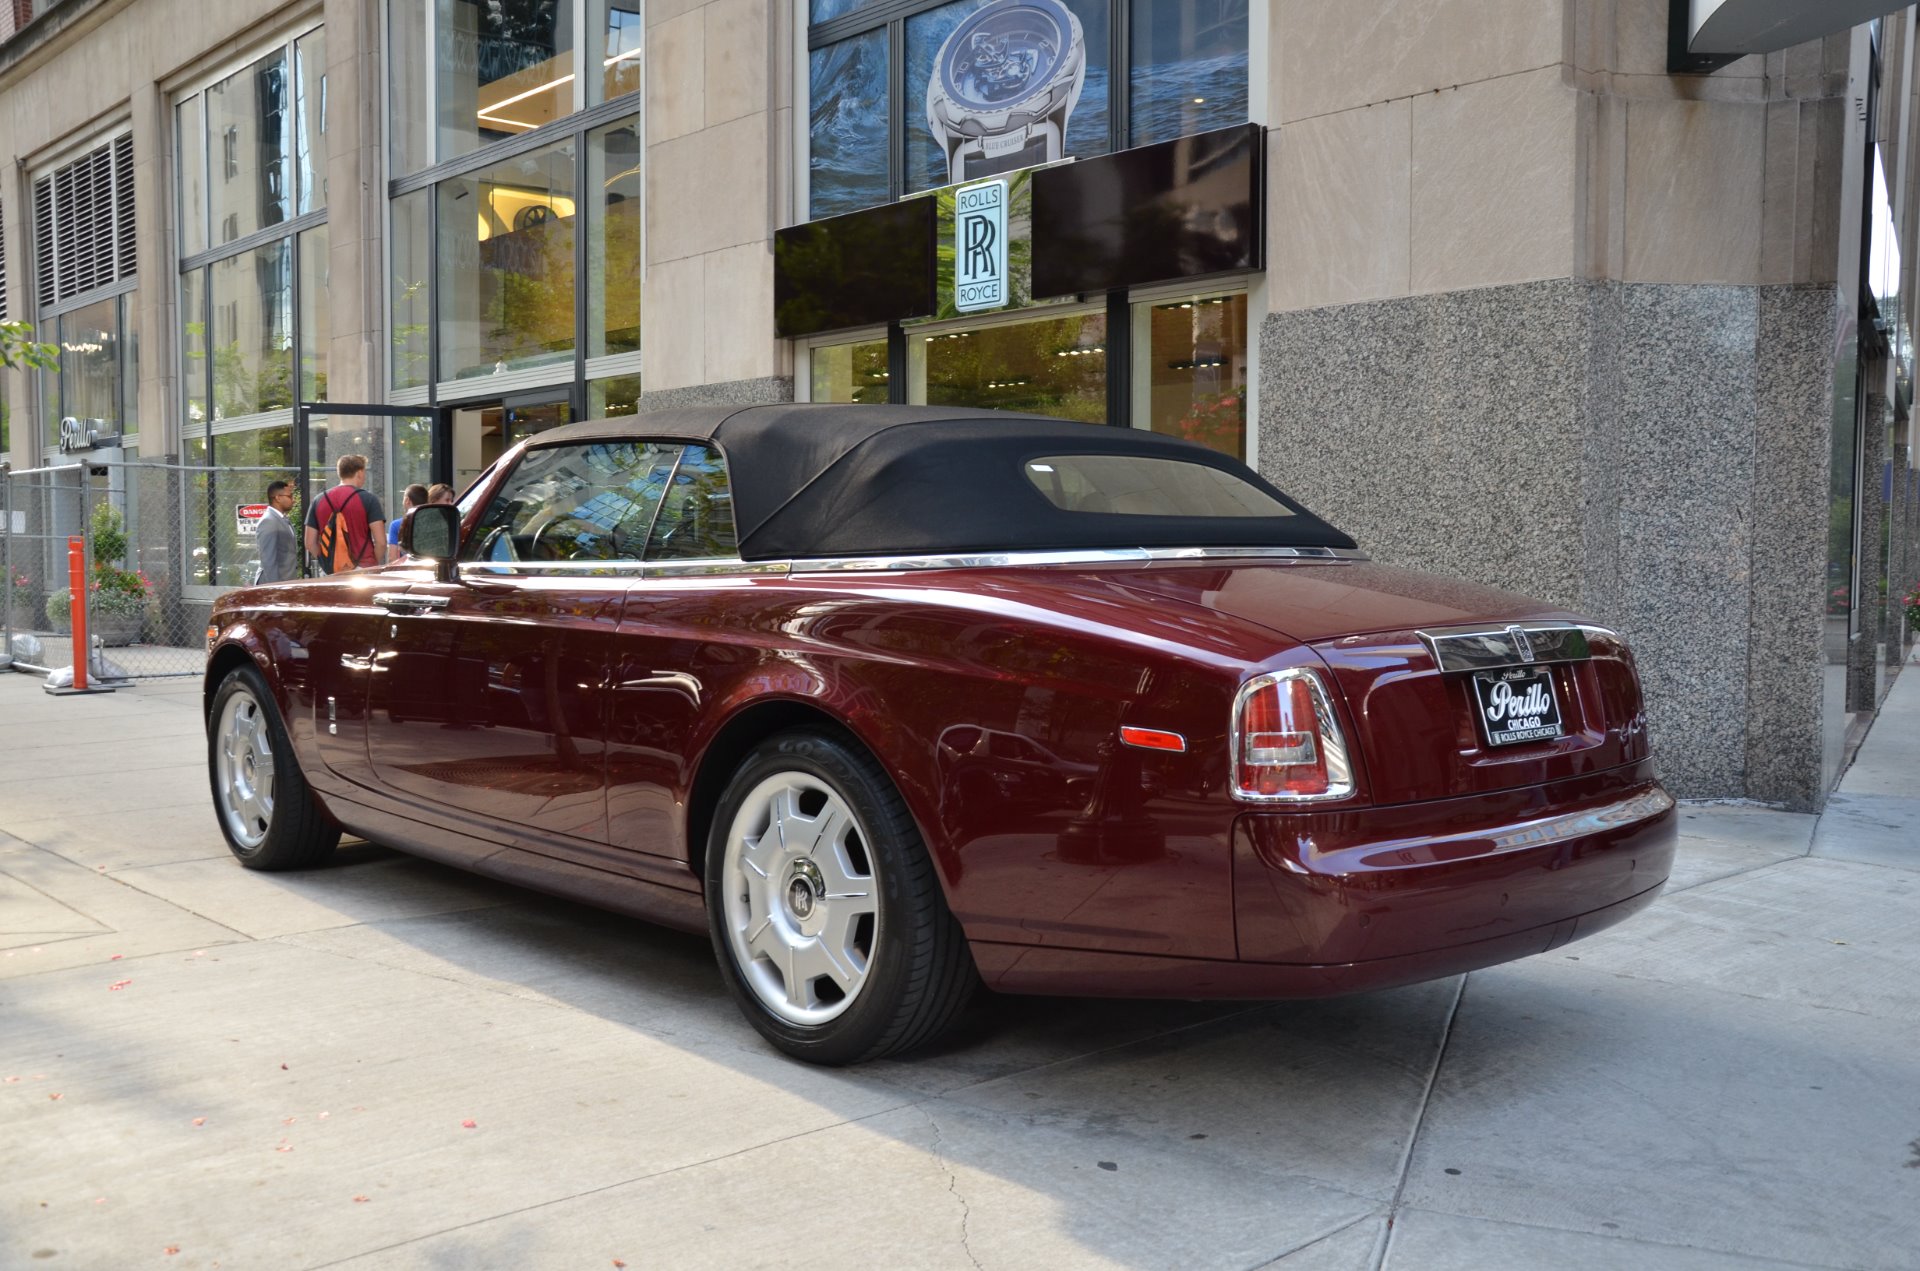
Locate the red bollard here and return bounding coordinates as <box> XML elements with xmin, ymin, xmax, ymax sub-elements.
<box><xmin>68</xmin><ymin>535</ymin><xmax>88</xmax><ymax>692</ymax></box>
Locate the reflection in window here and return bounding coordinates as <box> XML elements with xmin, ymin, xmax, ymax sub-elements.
<box><xmin>1128</xmin><ymin>0</ymin><xmax>1248</xmax><ymax>147</ymax></box>
<box><xmin>178</xmin><ymin>95</ymin><xmax>207</xmax><ymax>257</ymax></box>
<box><xmin>182</xmin><ymin>270</ymin><xmax>208</xmax><ymax>426</ymax></box>
<box><xmin>438</xmin><ymin>141</ymin><xmax>578</xmax><ymax>381</ymax></box>
<box><xmin>647</xmin><ymin>445</ymin><xmax>737</xmax><ymax>560</ymax></box>
<box><xmin>595</xmin><ymin>1</ymin><xmax>643</xmax><ymax>102</ymax></box>
<box><xmin>912</xmin><ymin>310</ymin><xmax>1107</xmax><ymax>423</ymax></box>
<box><xmin>52</xmin><ymin>297</ymin><xmax>124</xmax><ymax>447</ymax></box>
<box><xmin>810</xmin><ymin>337</ymin><xmax>889</xmax><ymax>403</ymax></box>
<box><xmin>587</xmin><ymin>120</ymin><xmax>641</xmax><ymax>358</ymax></box>
<box><xmin>1023</xmin><ymin>454</ymin><xmax>1286</xmax><ymax>516</ymax></box>
<box><xmin>294</xmin><ymin>29</ymin><xmax>328</xmax><ymax>214</ymax></box>
<box><xmin>436</xmin><ymin>0</ymin><xmax>577</xmax><ymax>161</ymax></box>
<box><xmin>905</xmin><ymin>0</ymin><xmax>1109</xmax><ymax>195</ymax></box>
<box><xmin>809</xmin><ymin>31</ymin><xmax>889</xmax><ymax>219</ymax></box>
<box><xmin>590</xmin><ymin>374</ymin><xmax>642</xmax><ymax>419</ymax></box>
<box><xmin>205</xmin><ymin>48</ymin><xmax>291</xmax><ymax>245</ymax></box>
<box><xmin>298</xmin><ymin>224</ymin><xmax>330</xmax><ymax>403</ymax></box>
<box><xmin>389</xmin><ymin>2</ymin><xmax>431</xmax><ymax>176</ymax></box>
<box><xmin>465</xmin><ymin>441</ymin><xmax>684</xmax><ymax>564</ymax></box>
<box><xmin>211</xmin><ymin>241</ymin><xmax>294</xmax><ymax>419</ymax></box>
<box><xmin>390</xmin><ymin>189</ymin><xmax>432</xmax><ymax>390</ymax></box>
<box><xmin>1135</xmin><ymin>293</ymin><xmax>1247</xmax><ymax>459</ymax></box>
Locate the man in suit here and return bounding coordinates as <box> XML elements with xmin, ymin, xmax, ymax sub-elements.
<box><xmin>256</xmin><ymin>479</ymin><xmax>299</xmax><ymax>583</ymax></box>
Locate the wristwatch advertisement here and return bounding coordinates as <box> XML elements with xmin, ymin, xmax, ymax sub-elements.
<box><xmin>925</xmin><ymin>0</ymin><xmax>1087</xmax><ymax>186</ymax></box>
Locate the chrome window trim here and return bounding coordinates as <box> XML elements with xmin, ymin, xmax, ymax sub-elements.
<box><xmin>450</xmin><ymin>545</ymin><xmax>1367</xmax><ymax>580</ymax></box>
<box><xmin>789</xmin><ymin>546</ymin><xmax>1368</xmax><ymax>574</ymax></box>
<box><xmin>1417</xmin><ymin>621</ymin><xmax>1604</xmax><ymax>674</ymax></box>
<box><xmin>1229</xmin><ymin>668</ymin><xmax>1357</xmax><ymax>805</ymax></box>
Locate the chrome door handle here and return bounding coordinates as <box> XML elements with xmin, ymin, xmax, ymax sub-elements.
<box><xmin>374</xmin><ymin>592</ymin><xmax>450</xmax><ymax>614</ymax></box>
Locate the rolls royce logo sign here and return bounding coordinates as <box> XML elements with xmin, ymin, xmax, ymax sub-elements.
<box><xmin>954</xmin><ymin>179</ymin><xmax>1009</xmax><ymax>313</ymax></box>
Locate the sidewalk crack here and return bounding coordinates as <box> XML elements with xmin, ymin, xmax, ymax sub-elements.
<box><xmin>920</xmin><ymin>1103</ymin><xmax>983</xmax><ymax>1271</ymax></box>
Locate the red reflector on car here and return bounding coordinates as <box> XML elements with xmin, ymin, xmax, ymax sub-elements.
<box><xmin>1119</xmin><ymin>726</ymin><xmax>1187</xmax><ymax>752</ymax></box>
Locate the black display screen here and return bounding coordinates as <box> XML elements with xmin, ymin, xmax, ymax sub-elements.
<box><xmin>1030</xmin><ymin>123</ymin><xmax>1262</xmax><ymax>298</ymax></box>
<box><xmin>775</xmin><ymin>197</ymin><xmax>938</xmax><ymax>338</ymax></box>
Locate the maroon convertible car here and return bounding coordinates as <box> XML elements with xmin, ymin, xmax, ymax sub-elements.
<box><xmin>205</xmin><ymin>405</ymin><xmax>1676</xmax><ymax>1063</ymax></box>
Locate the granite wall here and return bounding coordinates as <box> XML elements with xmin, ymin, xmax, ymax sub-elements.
<box><xmin>638</xmin><ymin>376</ymin><xmax>794</xmax><ymax>414</ymax></box>
<box><xmin>1260</xmin><ymin>278</ymin><xmax>1838</xmax><ymax>806</ymax></box>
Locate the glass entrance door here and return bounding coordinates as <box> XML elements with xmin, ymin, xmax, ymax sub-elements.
<box><xmin>446</xmin><ymin>388</ymin><xmax>577</xmax><ymax>492</ymax></box>
<box><xmin>294</xmin><ymin>404</ymin><xmax>435</xmax><ymax>555</ymax></box>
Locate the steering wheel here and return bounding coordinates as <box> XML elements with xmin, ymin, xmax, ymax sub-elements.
<box><xmin>530</xmin><ymin>515</ymin><xmax>601</xmax><ymax>561</ymax></box>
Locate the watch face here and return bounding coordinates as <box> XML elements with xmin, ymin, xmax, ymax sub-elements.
<box><xmin>940</xmin><ymin>2</ymin><xmax>1073</xmax><ymax>112</ymax></box>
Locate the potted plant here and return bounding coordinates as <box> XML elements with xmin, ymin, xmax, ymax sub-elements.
<box><xmin>3</xmin><ymin>570</ymin><xmax>33</xmax><ymax>627</ymax></box>
<box><xmin>45</xmin><ymin>504</ymin><xmax>150</xmax><ymax>646</ymax></box>
<box><xmin>1902</xmin><ymin>584</ymin><xmax>1920</xmax><ymax>634</ymax></box>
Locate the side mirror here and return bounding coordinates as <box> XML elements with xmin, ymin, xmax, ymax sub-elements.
<box><xmin>405</xmin><ymin>503</ymin><xmax>462</xmax><ymax>584</ymax></box>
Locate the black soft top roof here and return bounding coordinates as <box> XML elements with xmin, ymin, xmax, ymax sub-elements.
<box><xmin>532</xmin><ymin>404</ymin><xmax>1356</xmax><ymax>561</ymax></box>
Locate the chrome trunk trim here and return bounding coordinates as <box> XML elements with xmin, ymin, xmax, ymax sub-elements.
<box><xmin>1417</xmin><ymin>621</ymin><xmax>1601</xmax><ymax>673</ymax></box>
<box><xmin>434</xmin><ymin>546</ymin><xmax>1366</xmax><ymax>581</ymax></box>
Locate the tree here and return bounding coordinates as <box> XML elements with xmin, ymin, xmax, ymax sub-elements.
<box><xmin>0</xmin><ymin>320</ymin><xmax>58</xmax><ymax>372</ymax></box>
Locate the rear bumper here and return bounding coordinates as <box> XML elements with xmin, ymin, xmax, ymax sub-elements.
<box><xmin>972</xmin><ymin>760</ymin><xmax>1675</xmax><ymax>999</ymax></box>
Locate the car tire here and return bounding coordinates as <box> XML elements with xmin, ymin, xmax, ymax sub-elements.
<box><xmin>208</xmin><ymin>664</ymin><xmax>342</xmax><ymax>871</ymax></box>
<box><xmin>705</xmin><ymin>728</ymin><xmax>977</xmax><ymax>1064</ymax></box>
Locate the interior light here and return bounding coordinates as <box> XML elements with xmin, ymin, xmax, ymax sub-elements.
<box><xmin>1192</xmin><ymin>97</ymin><xmax>1206</xmax><ymax>104</ymax></box>
<box><xmin>603</xmin><ymin>47</ymin><xmax>644</xmax><ymax>67</ymax></box>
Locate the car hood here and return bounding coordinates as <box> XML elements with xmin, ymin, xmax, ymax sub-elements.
<box><xmin>1101</xmin><ymin>559</ymin><xmax>1583</xmax><ymax>643</ymax></box>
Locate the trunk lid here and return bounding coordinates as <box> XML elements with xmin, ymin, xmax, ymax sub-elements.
<box><xmin>1108</xmin><ymin>560</ymin><xmax>1652</xmax><ymax>805</ymax></box>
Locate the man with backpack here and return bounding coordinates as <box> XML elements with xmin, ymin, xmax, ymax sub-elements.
<box><xmin>303</xmin><ymin>454</ymin><xmax>388</xmax><ymax>574</ymax></box>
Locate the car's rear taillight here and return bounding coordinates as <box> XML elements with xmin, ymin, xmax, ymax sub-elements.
<box><xmin>1232</xmin><ymin>669</ymin><xmax>1355</xmax><ymax>802</ymax></box>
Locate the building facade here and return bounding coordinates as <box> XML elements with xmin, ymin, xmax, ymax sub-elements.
<box><xmin>1</xmin><ymin>0</ymin><xmax>1916</xmax><ymax>810</ymax></box>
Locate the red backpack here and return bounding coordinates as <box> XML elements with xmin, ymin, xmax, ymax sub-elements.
<box><xmin>313</xmin><ymin>486</ymin><xmax>373</xmax><ymax>573</ymax></box>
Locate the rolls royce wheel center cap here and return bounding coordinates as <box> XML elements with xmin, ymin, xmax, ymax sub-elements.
<box><xmin>784</xmin><ymin>858</ymin><xmax>826</xmax><ymax>924</ymax></box>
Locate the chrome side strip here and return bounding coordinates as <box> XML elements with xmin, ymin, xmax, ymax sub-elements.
<box><xmin>449</xmin><ymin>546</ymin><xmax>1367</xmax><ymax>581</ymax></box>
<box><xmin>1417</xmin><ymin>621</ymin><xmax>1598</xmax><ymax>673</ymax></box>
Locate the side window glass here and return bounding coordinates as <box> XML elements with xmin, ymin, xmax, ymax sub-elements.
<box><xmin>644</xmin><ymin>444</ymin><xmax>739</xmax><ymax>560</ymax></box>
<box><xmin>463</xmin><ymin>441</ymin><xmax>685</xmax><ymax>566</ymax></box>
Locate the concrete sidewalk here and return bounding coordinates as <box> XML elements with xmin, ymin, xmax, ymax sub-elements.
<box><xmin>1</xmin><ymin>668</ymin><xmax>1916</xmax><ymax>1270</ymax></box>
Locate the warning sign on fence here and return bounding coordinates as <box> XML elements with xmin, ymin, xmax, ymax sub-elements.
<box><xmin>235</xmin><ymin>504</ymin><xmax>268</xmax><ymax>537</ymax></box>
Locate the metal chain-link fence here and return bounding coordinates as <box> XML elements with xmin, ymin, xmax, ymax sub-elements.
<box><xmin>3</xmin><ymin>460</ymin><xmax>287</xmax><ymax>680</ymax></box>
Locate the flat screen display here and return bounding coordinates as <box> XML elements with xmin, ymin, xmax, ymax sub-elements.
<box><xmin>775</xmin><ymin>198</ymin><xmax>938</xmax><ymax>338</ymax></box>
<box><xmin>1030</xmin><ymin>123</ymin><xmax>1262</xmax><ymax>298</ymax></box>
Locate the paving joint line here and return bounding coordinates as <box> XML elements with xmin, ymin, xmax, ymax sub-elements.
<box><xmin>1379</xmin><ymin>1204</ymin><xmax>1863</xmax><ymax>1271</ymax></box>
<box><xmin>1371</xmin><ymin>973</ymin><xmax>1467</xmax><ymax>1271</ymax></box>
<box><xmin>1244</xmin><ymin>1210</ymin><xmax>1382</xmax><ymax>1270</ymax></box>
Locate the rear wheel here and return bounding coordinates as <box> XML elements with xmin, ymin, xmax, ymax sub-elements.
<box><xmin>706</xmin><ymin>729</ymin><xmax>976</xmax><ymax>1064</ymax></box>
<box><xmin>208</xmin><ymin>666</ymin><xmax>341</xmax><ymax>871</ymax></box>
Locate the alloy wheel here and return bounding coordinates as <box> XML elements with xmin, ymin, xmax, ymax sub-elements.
<box><xmin>214</xmin><ymin>685</ymin><xmax>276</xmax><ymax>850</ymax></box>
<box><xmin>720</xmin><ymin>772</ymin><xmax>879</xmax><ymax>1025</ymax></box>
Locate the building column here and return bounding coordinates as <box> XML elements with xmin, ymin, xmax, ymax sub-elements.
<box><xmin>130</xmin><ymin>80</ymin><xmax>177</xmax><ymax>460</ymax></box>
<box><xmin>323</xmin><ymin>0</ymin><xmax>382</xmax><ymax>404</ymax></box>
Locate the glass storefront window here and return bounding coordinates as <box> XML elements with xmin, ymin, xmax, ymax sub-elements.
<box><xmin>436</xmin><ymin>0</ymin><xmax>577</xmax><ymax>161</ymax></box>
<box><xmin>589</xmin><ymin>374</ymin><xmax>642</xmax><ymax>419</ymax></box>
<box><xmin>1128</xmin><ymin>0</ymin><xmax>1249</xmax><ymax>147</ymax></box>
<box><xmin>211</xmin><ymin>240</ymin><xmax>294</xmax><ymax>419</ymax></box>
<box><xmin>391</xmin><ymin>190</ymin><xmax>433</xmax><ymax>390</ymax></box>
<box><xmin>587</xmin><ymin>120</ymin><xmax>641</xmax><ymax>358</ymax></box>
<box><xmin>593</xmin><ymin>1</ymin><xmax>643</xmax><ymax>103</ymax></box>
<box><xmin>906</xmin><ymin>0</ymin><xmax>1110</xmax><ymax>196</ymax></box>
<box><xmin>178</xmin><ymin>94</ymin><xmax>207</xmax><ymax>257</ymax></box>
<box><xmin>1134</xmin><ymin>292</ymin><xmax>1247</xmax><ymax>459</ymax></box>
<box><xmin>182</xmin><ymin>270</ymin><xmax>208</xmax><ymax>426</ymax></box>
<box><xmin>390</xmin><ymin>2</ymin><xmax>431</xmax><ymax>177</ymax></box>
<box><xmin>809</xmin><ymin>336</ymin><xmax>889</xmax><ymax>403</ymax></box>
<box><xmin>206</xmin><ymin>48</ymin><xmax>292</xmax><ymax>246</ymax></box>
<box><xmin>910</xmin><ymin>310</ymin><xmax>1107</xmax><ymax>422</ymax></box>
<box><xmin>295</xmin><ymin>29</ymin><xmax>328</xmax><ymax>215</ymax></box>
<box><xmin>299</xmin><ymin>224</ymin><xmax>330</xmax><ymax>403</ymax></box>
<box><xmin>437</xmin><ymin>140</ymin><xmax>578</xmax><ymax>381</ymax></box>
<box><xmin>809</xmin><ymin>31</ymin><xmax>889</xmax><ymax>219</ymax></box>
<box><xmin>55</xmin><ymin>297</ymin><xmax>123</xmax><ymax>441</ymax></box>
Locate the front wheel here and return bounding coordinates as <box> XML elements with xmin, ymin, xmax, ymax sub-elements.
<box><xmin>705</xmin><ymin>729</ymin><xmax>977</xmax><ymax>1064</ymax></box>
<box><xmin>208</xmin><ymin>665</ymin><xmax>341</xmax><ymax>870</ymax></box>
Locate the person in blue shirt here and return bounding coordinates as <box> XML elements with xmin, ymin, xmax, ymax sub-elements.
<box><xmin>388</xmin><ymin>484</ymin><xmax>430</xmax><ymax>553</ymax></box>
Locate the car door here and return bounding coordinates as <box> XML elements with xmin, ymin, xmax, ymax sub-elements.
<box><xmin>364</xmin><ymin>439</ymin><xmax>685</xmax><ymax>850</ymax></box>
<box><xmin>605</xmin><ymin>442</ymin><xmax>744</xmax><ymax>865</ymax></box>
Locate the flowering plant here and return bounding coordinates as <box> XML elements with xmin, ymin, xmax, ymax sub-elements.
<box><xmin>1902</xmin><ymin>584</ymin><xmax>1920</xmax><ymax>633</ymax></box>
<box><xmin>1173</xmin><ymin>390</ymin><xmax>1244</xmax><ymax>457</ymax></box>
